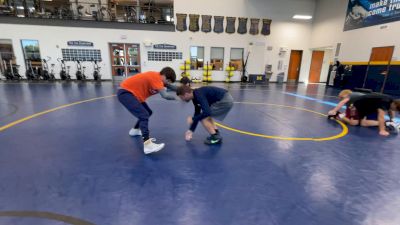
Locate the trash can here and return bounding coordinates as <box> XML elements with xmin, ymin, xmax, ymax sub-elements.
<box><xmin>277</xmin><ymin>72</ymin><xmax>284</xmax><ymax>84</ymax></box>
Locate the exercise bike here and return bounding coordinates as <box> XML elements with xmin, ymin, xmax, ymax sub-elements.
<box><xmin>75</xmin><ymin>60</ymin><xmax>86</xmax><ymax>80</ymax></box>
<box><xmin>4</xmin><ymin>60</ymin><xmax>22</xmax><ymax>80</ymax></box>
<box><xmin>58</xmin><ymin>58</ymin><xmax>71</xmax><ymax>80</ymax></box>
<box><xmin>25</xmin><ymin>59</ymin><xmax>39</xmax><ymax>80</ymax></box>
<box><xmin>41</xmin><ymin>57</ymin><xmax>51</xmax><ymax>80</ymax></box>
<box><xmin>49</xmin><ymin>63</ymin><xmax>56</xmax><ymax>80</ymax></box>
<box><xmin>93</xmin><ymin>60</ymin><xmax>101</xmax><ymax>81</ymax></box>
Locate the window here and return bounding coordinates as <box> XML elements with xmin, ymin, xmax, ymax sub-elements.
<box><xmin>230</xmin><ymin>48</ymin><xmax>244</xmax><ymax>71</ymax></box>
<box><xmin>210</xmin><ymin>47</ymin><xmax>224</xmax><ymax>71</ymax></box>
<box><xmin>190</xmin><ymin>46</ymin><xmax>204</xmax><ymax>70</ymax></box>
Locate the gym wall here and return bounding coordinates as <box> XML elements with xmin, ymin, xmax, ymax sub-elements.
<box><xmin>0</xmin><ymin>0</ymin><xmax>316</xmax><ymax>82</ymax></box>
<box><xmin>312</xmin><ymin>0</ymin><xmax>400</xmax><ymax>61</ymax></box>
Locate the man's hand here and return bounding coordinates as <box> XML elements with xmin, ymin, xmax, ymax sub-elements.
<box><xmin>185</xmin><ymin>130</ymin><xmax>193</xmax><ymax>141</ymax></box>
<box><xmin>328</xmin><ymin>110</ymin><xmax>337</xmax><ymax>116</ymax></box>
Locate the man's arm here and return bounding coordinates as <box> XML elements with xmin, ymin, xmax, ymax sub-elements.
<box><xmin>165</xmin><ymin>83</ymin><xmax>178</xmax><ymax>92</ymax></box>
<box><xmin>189</xmin><ymin>104</ymin><xmax>201</xmax><ymax>132</ymax></box>
<box><xmin>159</xmin><ymin>88</ymin><xmax>177</xmax><ymax>100</ymax></box>
<box><xmin>329</xmin><ymin>98</ymin><xmax>349</xmax><ymax>115</ymax></box>
<box><xmin>190</xmin><ymin>95</ymin><xmax>211</xmax><ymax>131</ymax></box>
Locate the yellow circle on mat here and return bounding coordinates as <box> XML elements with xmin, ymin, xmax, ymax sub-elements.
<box><xmin>215</xmin><ymin>102</ymin><xmax>348</xmax><ymax>141</ymax></box>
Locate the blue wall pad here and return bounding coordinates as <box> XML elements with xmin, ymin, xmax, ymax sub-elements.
<box><xmin>343</xmin><ymin>65</ymin><xmax>368</xmax><ymax>89</ymax></box>
<box><xmin>364</xmin><ymin>65</ymin><xmax>388</xmax><ymax>92</ymax></box>
<box><xmin>383</xmin><ymin>65</ymin><xmax>400</xmax><ymax>97</ymax></box>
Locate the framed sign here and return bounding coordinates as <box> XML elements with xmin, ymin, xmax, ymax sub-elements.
<box><xmin>153</xmin><ymin>44</ymin><xmax>177</xmax><ymax>50</ymax></box>
<box><xmin>344</xmin><ymin>0</ymin><xmax>400</xmax><ymax>31</ymax></box>
<box><xmin>67</xmin><ymin>41</ymin><xmax>94</xmax><ymax>47</ymax></box>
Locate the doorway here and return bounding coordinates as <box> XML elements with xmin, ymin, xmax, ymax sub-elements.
<box><xmin>369</xmin><ymin>46</ymin><xmax>394</xmax><ymax>62</ymax></box>
<box><xmin>308</xmin><ymin>50</ymin><xmax>325</xmax><ymax>83</ymax></box>
<box><xmin>363</xmin><ymin>46</ymin><xmax>395</xmax><ymax>92</ymax></box>
<box><xmin>287</xmin><ymin>50</ymin><xmax>303</xmax><ymax>83</ymax></box>
<box><xmin>109</xmin><ymin>43</ymin><xmax>141</xmax><ymax>80</ymax></box>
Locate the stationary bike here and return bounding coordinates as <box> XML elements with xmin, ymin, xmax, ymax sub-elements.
<box><xmin>25</xmin><ymin>59</ymin><xmax>38</xmax><ymax>80</ymax></box>
<box><xmin>49</xmin><ymin>63</ymin><xmax>56</xmax><ymax>80</ymax></box>
<box><xmin>41</xmin><ymin>57</ymin><xmax>51</xmax><ymax>80</ymax></box>
<box><xmin>4</xmin><ymin>60</ymin><xmax>22</xmax><ymax>80</ymax></box>
<box><xmin>75</xmin><ymin>60</ymin><xmax>86</xmax><ymax>80</ymax></box>
<box><xmin>93</xmin><ymin>60</ymin><xmax>101</xmax><ymax>81</ymax></box>
<box><xmin>58</xmin><ymin>58</ymin><xmax>71</xmax><ymax>80</ymax></box>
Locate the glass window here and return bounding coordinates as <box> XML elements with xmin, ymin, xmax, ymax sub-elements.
<box><xmin>230</xmin><ymin>48</ymin><xmax>244</xmax><ymax>71</ymax></box>
<box><xmin>190</xmin><ymin>46</ymin><xmax>204</xmax><ymax>70</ymax></box>
<box><xmin>210</xmin><ymin>47</ymin><xmax>224</xmax><ymax>71</ymax></box>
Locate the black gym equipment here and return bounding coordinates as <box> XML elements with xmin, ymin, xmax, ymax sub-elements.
<box><xmin>75</xmin><ymin>60</ymin><xmax>86</xmax><ymax>80</ymax></box>
<box><xmin>92</xmin><ymin>59</ymin><xmax>101</xmax><ymax>81</ymax></box>
<box><xmin>58</xmin><ymin>58</ymin><xmax>71</xmax><ymax>80</ymax></box>
<box><xmin>241</xmin><ymin>52</ymin><xmax>250</xmax><ymax>82</ymax></box>
<box><xmin>4</xmin><ymin>60</ymin><xmax>22</xmax><ymax>80</ymax></box>
<box><xmin>41</xmin><ymin>57</ymin><xmax>51</xmax><ymax>80</ymax></box>
<box><xmin>49</xmin><ymin>63</ymin><xmax>56</xmax><ymax>80</ymax></box>
<box><xmin>25</xmin><ymin>59</ymin><xmax>38</xmax><ymax>80</ymax></box>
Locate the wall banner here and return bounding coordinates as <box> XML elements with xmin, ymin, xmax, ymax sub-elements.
<box><xmin>344</xmin><ymin>0</ymin><xmax>400</xmax><ymax>31</ymax></box>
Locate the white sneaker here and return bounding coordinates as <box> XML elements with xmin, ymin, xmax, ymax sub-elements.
<box><xmin>385</xmin><ymin>121</ymin><xmax>399</xmax><ymax>134</ymax></box>
<box><xmin>129</xmin><ymin>128</ymin><xmax>142</xmax><ymax>136</ymax></box>
<box><xmin>385</xmin><ymin>121</ymin><xmax>396</xmax><ymax>127</ymax></box>
<box><xmin>143</xmin><ymin>138</ymin><xmax>165</xmax><ymax>154</ymax></box>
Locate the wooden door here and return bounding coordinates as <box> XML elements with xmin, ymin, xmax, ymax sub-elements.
<box><xmin>367</xmin><ymin>46</ymin><xmax>394</xmax><ymax>92</ymax></box>
<box><xmin>125</xmin><ymin>43</ymin><xmax>141</xmax><ymax>76</ymax></box>
<box><xmin>309</xmin><ymin>50</ymin><xmax>324</xmax><ymax>83</ymax></box>
<box><xmin>287</xmin><ymin>50</ymin><xmax>302</xmax><ymax>83</ymax></box>
<box><xmin>109</xmin><ymin>43</ymin><xmax>126</xmax><ymax>78</ymax></box>
<box><xmin>109</xmin><ymin>43</ymin><xmax>141</xmax><ymax>80</ymax></box>
<box><xmin>369</xmin><ymin>46</ymin><xmax>394</xmax><ymax>62</ymax></box>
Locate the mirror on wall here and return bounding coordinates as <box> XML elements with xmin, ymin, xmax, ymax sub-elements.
<box><xmin>21</xmin><ymin>39</ymin><xmax>41</xmax><ymax>64</ymax></box>
<box><xmin>230</xmin><ymin>48</ymin><xmax>244</xmax><ymax>71</ymax></box>
<box><xmin>210</xmin><ymin>47</ymin><xmax>224</xmax><ymax>71</ymax></box>
<box><xmin>190</xmin><ymin>46</ymin><xmax>204</xmax><ymax>70</ymax></box>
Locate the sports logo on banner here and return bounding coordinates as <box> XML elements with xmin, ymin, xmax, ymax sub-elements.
<box><xmin>344</xmin><ymin>0</ymin><xmax>400</xmax><ymax>31</ymax></box>
<box><xmin>189</xmin><ymin>14</ymin><xmax>200</xmax><ymax>32</ymax></box>
<box><xmin>237</xmin><ymin>17</ymin><xmax>248</xmax><ymax>34</ymax></box>
<box><xmin>261</xmin><ymin>19</ymin><xmax>272</xmax><ymax>36</ymax></box>
<box><xmin>226</xmin><ymin>17</ymin><xmax>236</xmax><ymax>34</ymax></box>
<box><xmin>249</xmin><ymin>18</ymin><xmax>260</xmax><ymax>35</ymax></box>
<box><xmin>214</xmin><ymin>16</ymin><xmax>225</xmax><ymax>34</ymax></box>
<box><xmin>176</xmin><ymin>13</ymin><xmax>187</xmax><ymax>32</ymax></box>
<box><xmin>201</xmin><ymin>15</ymin><xmax>212</xmax><ymax>33</ymax></box>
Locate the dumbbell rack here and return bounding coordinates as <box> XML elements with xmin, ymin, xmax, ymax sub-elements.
<box><xmin>203</xmin><ymin>62</ymin><xmax>212</xmax><ymax>82</ymax></box>
<box><xmin>180</xmin><ymin>60</ymin><xmax>191</xmax><ymax>80</ymax></box>
<box><xmin>225</xmin><ymin>64</ymin><xmax>235</xmax><ymax>83</ymax></box>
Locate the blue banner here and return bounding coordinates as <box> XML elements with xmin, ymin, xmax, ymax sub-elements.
<box><xmin>344</xmin><ymin>0</ymin><xmax>400</xmax><ymax>31</ymax></box>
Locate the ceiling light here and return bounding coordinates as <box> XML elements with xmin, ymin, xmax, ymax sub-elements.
<box><xmin>293</xmin><ymin>15</ymin><xmax>312</xmax><ymax>20</ymax></box>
